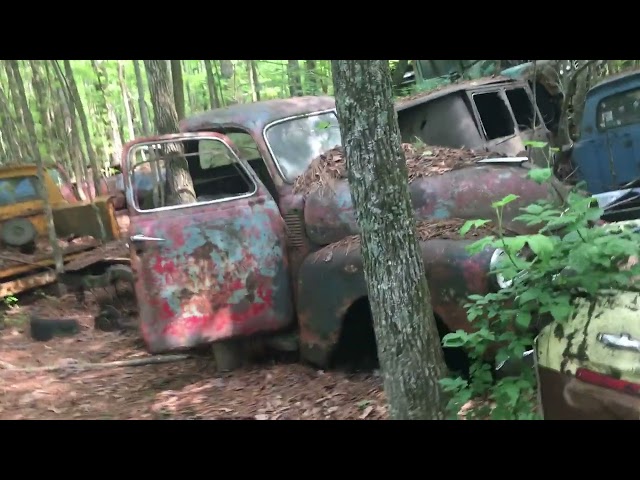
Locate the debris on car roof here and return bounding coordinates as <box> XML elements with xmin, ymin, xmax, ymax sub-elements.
<box><xmin>293</xmin><ymin>143</ymin><xmax>507</xmax><ymax>196</ymax></box>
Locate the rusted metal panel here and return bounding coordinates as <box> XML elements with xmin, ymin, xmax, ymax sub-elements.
<box><xmin>178</xmin><ymin>97</ymin><xmax>336</xmax><ymax>137</ymax></box>
<box><xmin>296</xmin><ymin>239</ymin><xmax>497</xmax><ymax>368</ymax></box>
<box><xmin>303</xmin><ymin>165</ymin><xmax>565</xmax><ymax>247</ymax></box>
<box><xmin>132</xmin><ymin>198</ymin><xmax>294</xmax><ymax>353</ymax></box>
<box><xmin>536</xmin><ymin>291</ymin><xmax>640</xmax><ymax>419</ymax></box>
<box><xmin>122</xmin><ymin>133</ymin><xmax>295</xmax><ymax>354</ymax></box>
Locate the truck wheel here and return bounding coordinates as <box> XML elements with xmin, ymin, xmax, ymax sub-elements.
<box><xmin>2</xmin><ymin>218</ymin><xmax>36</xmax><ymax>247</ymax></box>
<box><xmin>212</xmin><ymin>339</ymin><xmax>244</xmax><ymax>372</ymax></box>
<box><xmin>30</xmin><ymin>316</ymin><xmax>80</xmax><ymax>342</ymax></box>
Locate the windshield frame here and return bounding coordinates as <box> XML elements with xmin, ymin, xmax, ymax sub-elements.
<box><xmin>262</xmin><ymin>108</ymin><xmax>338</xmax><ymax>184</ymax></box>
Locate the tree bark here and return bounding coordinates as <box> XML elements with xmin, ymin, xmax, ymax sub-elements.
<box><xmin>246</xmin><ymin>61</ymin><xmax>260</xmax><ymax>102</ymax></box>
<box><xmin>61</xmin><ymin>60</ymin><xmax>103</xmax><ymax>198</ymax></box>
<box><xmin>204</xmin><ymin>60</ymin><xmax>220</xmax><ymax>109</ymax></box>
<box><xmin>0</xmin><ymin>84</ymin><xmax>23</xmax><ymax>162</ymax></box>
<box><xmin>287</xmin><ymin>60</ymin><xmax>303</xmax><ymax>97</ymax></box>
<box><xmin>331</xmin><ymin>60</ymin><xmax>448</xmax><ymax>420</ymax></box>
<box><xmin>170</xmin><ymin>60</ymin><xmax>186</xmax><ymax>120</ymax></box>
<box><xmin>6</xmin><ymin>60</ymin><xmax>64</xmax><ymax>276</ymax></box>
<box><xmin>117</xmin><ymin>61</ymin><xmax>136</xmax><ymax>142</ymax></box>
<box><xmin>4</xmin><ymin>62</ymin><xmax>31</xmax><ymax>160</ymax></box>
<box><xmin>305</xmin><ymin>60</ymin><xmax>318</xmax><ymax>95</ymax></box>
<box><xmin>133</xmin><ymin>60</ymin><xmax>152</xmax><ymax>136</ymax></box>
<box><xmin>143</xmin><ymin>60</ymin><xmax>196</xmax><ymax>206</ymax></box>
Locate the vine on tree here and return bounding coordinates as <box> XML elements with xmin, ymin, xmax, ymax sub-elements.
<box><xmin>439</xmin><ymin>142</ymin><xmax>640</xmax><ymax>420</ymax></box>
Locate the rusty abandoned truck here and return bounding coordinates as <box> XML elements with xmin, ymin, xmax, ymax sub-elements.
<box><xmin>120</xmin><ymin>94</ymin><xmax>568</xmax><ymax>370</ymax></box>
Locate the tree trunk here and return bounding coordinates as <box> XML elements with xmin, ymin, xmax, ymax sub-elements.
<box><xmin>63</xmin><ymin>60</ymin><xmax>103</xmax><ymax>199</ymax></box>
<box><xmin>287</xmin><ymin>60</ymin><xmax>303</xmax><ymax>97</ymax></box>
<box><xmin>0</xmin><ymin>84</ymin><xmax>24</xmax><ymax>162</ymax></box>
<box><xmin>170</xmin><ymin>60</ymin><xmax>186</xmax><ymax>120</ymax></box>
<box><xmin>213</xmin><ymin>61</ymin><xmax>226</xmax><ymax>107</ymax></box>
<box><xmin>331</xmin><ymin>60</ymin><xmax>448</xmax><ymax>420</ymax></box>
<box><xmin>59</xmin><ymin>87</ymin><xmax>86</xmax><ymax>201</ymax></box>
<box><xmin>143</xmin><ymin>60</ymin><xmax>196</xmax><ymax>206</ymax></box>
<box><xmin>4</xmin><ymin>62</ymin><xmax>31</xmax><ymax>160</ymax></box>
<box><xmin>6</xmin><ymin>60</ymin><xmax>64</xmax><ymax>276</ymax></box>
<box><xmin>305</xmin><ymin>60</ymin><xmax>318</xmax><ymax>95</ymax></box>
<box><xmin>28</xmin><ymin>60</ymin><xmax>54</xmax><ymax>160</ymax></box>
<box><xmin>117</xmin><ymin>61</ymin><xmax>136</xmax><ymax>142</ymax></box>
<box><xmin>133</xmin><ymin>60</ymin><xmax>152</xmax><ymax>136</ymax></box>
<box><xmin>204</xmin><ymin>60</ymin><xmax>220</xmax><ymax>109</ymax></box>
<box><xmin>246</xmin><ymin>61</ymin><xmax>260</xmax><ymax>102</ymax></box>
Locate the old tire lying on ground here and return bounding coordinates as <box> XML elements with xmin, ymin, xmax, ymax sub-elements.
<box><xmin>94</xmin><ymin>305</ymin><xmax>124</xmax><ymax>332</ymax></box>
<box><xmin>30</xmin><ymin>315</ymin><xmax>80</xmax><ymax>342</ymax></box>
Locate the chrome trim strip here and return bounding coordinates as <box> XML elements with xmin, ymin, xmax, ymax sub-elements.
<box><xmin>125</xmin><ymin>136</ymin><xmax>258</xmax><ymax>215</ymax></box>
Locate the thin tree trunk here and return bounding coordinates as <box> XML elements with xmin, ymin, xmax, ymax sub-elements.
<box><xmin>63</xmin><ymin>60</ymin><xmax>103</xmax><ymax>200</ymax></box>
<box><xmin>170</xmin><ymin>60</ymin><xmax>186</xmax><ymax>120</ymax></box>
<box><xmin>4</xmin><ymin>62</ymin><xmax>31</xmax><ymax>160</ymax></box>
<box><xmin>246</xmin><ymin>61</ymin><xmax>260</xmax><ymax>102</ymax></box>
<box><xmin>6</xmin><ymin>60</ymin><xmax>64</xmax><ymax>276</ymax></box>
<box><xmin>305</xmin><ymin>60</ymin><xmax>318</xmax><ymax>95</ymax></box>
<box><xmin>118</xmin><ymin>61</ymin><xmax>136</xmax><ymax>142</ymax></box>
<box><xmin>44</xmin><ymin>61</ymin><xmax>72</xmax><ymax>172</ymax></box>
<box><xmin>28</xmin><ymin>60</ymin><xmax>55</xmax><ymax>160</ymax></box>
<box><xmin>59</xmin><ymin>87</ymin><xmax>86</xmax><ymax>201</ymax></box>
<box><xmin>133</xmin><ymin>61</ymin><xmax>152</xmax><ymax>136</ymax></box>
<box><xmin>144</xmin><ymin>60</ymin><xmax>196</xmax><ymax>206</ymax></box>
<box><xmin>287</xmin><ymin>60</ymin><xmax>303</xmax><ymax>97</ymax></box>
<box><xmin>213</xmin><ymin>61</ymin><xmax>226</xmax><ymax>107</ymax></box>
<box><xmin>204</xmin><ymin>60</ymin><xmax>220</xmax><ymax>109</ymax></box>
<box><xmin>331</xmin><ymin>59</ymin><xmax>448</xmax><ymax>420</ymax></box>
<box><xmin>0</xmin><ymin>84</ymin><xmax>23</xmax><ymax>162</ymax></box>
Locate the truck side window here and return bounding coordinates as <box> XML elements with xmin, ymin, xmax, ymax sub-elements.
<box><xmin>597</xmin><ymin>88</ymin><xmax>640</xmax><ymax>130</ymax></box>
<box><xmin>473</xmin><ymin>91</ymin><xmax>515</xmax><ymax>140</ymax></box>
<box><xmin>505</xmin><ymin>88</ymin><xmax>539</xmax><ymax>130</ymax></box>
<box><xmin>129</xmin><ymin>139</ymin><xmax>257</xmax><ymax>211</ymax></box>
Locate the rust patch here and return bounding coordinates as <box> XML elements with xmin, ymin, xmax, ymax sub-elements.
<box><xmin>293</xmin><ymin>144</ymin><xmax>507</xmax><ymax>196</ymax></box>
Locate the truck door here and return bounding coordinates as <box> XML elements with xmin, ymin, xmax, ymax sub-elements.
<box><xmin>122</xmin><ymin>133</ymin><xmax>294</xmax><ymax>354</ymax></box>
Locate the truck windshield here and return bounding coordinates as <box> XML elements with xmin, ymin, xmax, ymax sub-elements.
<box><xmin>264</xmin><ymin>111</ymin><xmax>341</xmax><ymax>182</ymax></box>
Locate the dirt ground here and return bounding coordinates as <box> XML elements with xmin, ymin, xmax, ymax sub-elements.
<box><xmin>0</xmin><ymin>291</ymin><xmax>387</xmax><ymax>420</ymax></box>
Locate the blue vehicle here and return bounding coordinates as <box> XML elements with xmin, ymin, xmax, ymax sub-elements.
<box><xmin>570</xmin><ymin>70</ymin><xmax>640</xmax><ymax>195</ymax></box>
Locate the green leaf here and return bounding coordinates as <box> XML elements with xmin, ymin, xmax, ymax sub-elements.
<box><xmin>526</xmin><ymin>234</ymin><xmax>555</xmax><ymax>257</ymax></box>
<box><xmin>492</xmin><ymin>194</ymin><xmax>520</xmax><ymax>209</ymax></box>
<box><xmin>527</xmin><ymin>167</ymin><xmax>553</xmax><ymax>184</ymax></box>
<box><xmin>515</xmin><ymin>311</ymin><xmax>532</xmax><ymax>329</ymax></box>
<box><xmin>315</xmin><ymin>120</ymin><xmax>331</xmax><ymax>130</ymax></box>
<box><xmin>442</xmin><ymin>330</ymin><xmax>468</xmax><ymax>348</ymax></box>
<box><xmin>460</xmin><ymin>219</ymin><xmax>490</xmax><ymax>236</ymax></box>
<box><xmin>503</xmin><ymin>236</ymin><xmax>527</xmax><ymax>253</ymax></box>
<box><xmin>522</xmin><ymin>140</ymin><xmax>548</xmax><ymax>149</ymax></box>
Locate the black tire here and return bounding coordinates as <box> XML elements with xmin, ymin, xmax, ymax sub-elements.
<box><xmin>94</xmin><ymin>305</ymin><xmax>123</xmax><ymax>332</ymax></box>
<box><xmin>1</xmin><ymin>218</ymin><xmax>36</xmax><ymax>247</ymax></box>
<box><xmin>30</xmin><ymin>316</ymin><xmax>80</xmax><ymax>342</ymax></box>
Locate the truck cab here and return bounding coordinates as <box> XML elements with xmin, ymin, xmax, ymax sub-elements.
<box><xmin>121</xmin><ymin>96</ymin><xmax>568</xmax><ymax>370</ymax></box>
<box><xmin>569</xmin><ymin>71</ymin><xmax>640</xmax><ymax>194</ymax></box>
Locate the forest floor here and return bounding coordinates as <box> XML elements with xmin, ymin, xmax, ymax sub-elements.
<box><xmin>0</xmin><ymin>291</ymin><xmax>387</xmax><ymax>420</ymax></box>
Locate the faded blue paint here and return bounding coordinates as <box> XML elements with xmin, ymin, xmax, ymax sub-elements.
<box><xmin>573</xmin><ymin>71</ymin><xmax>640</xmax><ymax>194</ymax></box>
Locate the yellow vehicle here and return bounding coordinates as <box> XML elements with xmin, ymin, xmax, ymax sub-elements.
<box><xmin>0</xmin><ymin>164</ymin><xmax>122</xmax><ymax>298</ymax></box>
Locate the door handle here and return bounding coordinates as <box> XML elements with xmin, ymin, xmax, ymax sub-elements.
<box><xmin>597</xmin><ymin>332</ymin><xmax>640</xmax><ymax>353</ymax></box>
<box><xmin>130</xmin><ymin>234</ymin><xmax>166</xmax><ymax>243</ymax></box>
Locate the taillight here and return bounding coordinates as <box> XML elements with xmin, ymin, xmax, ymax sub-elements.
<box><xmin>576</xmin><ymin>368</ymin><xmax>640</xmax><ymax>397</ymax></box>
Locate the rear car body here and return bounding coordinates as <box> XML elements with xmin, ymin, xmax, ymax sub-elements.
<box><xmin>535</xmin><ymin>291</ymin><xmax>640</xmax><ymax>419</ymax></box>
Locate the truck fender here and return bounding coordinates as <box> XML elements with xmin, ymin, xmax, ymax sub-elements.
<box><xmin>296</xmin><ymin>238</ymin><xmax>499</xmax><ymax>369</ymax></box>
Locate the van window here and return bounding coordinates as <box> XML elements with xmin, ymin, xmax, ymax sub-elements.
<box><xmin>473</xmin><ymin>92</ymin><xmax>515</xmax><ymax>140</ymax></box>
<box><xmin>597</xmin><ymin>88</ymin><xmax>640</xmax><ymax>130</ymax></box>
<box><xmin>0</xmin><ymin>176</ymin><xmax>40</xmax><ymax>206</ymax></box>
